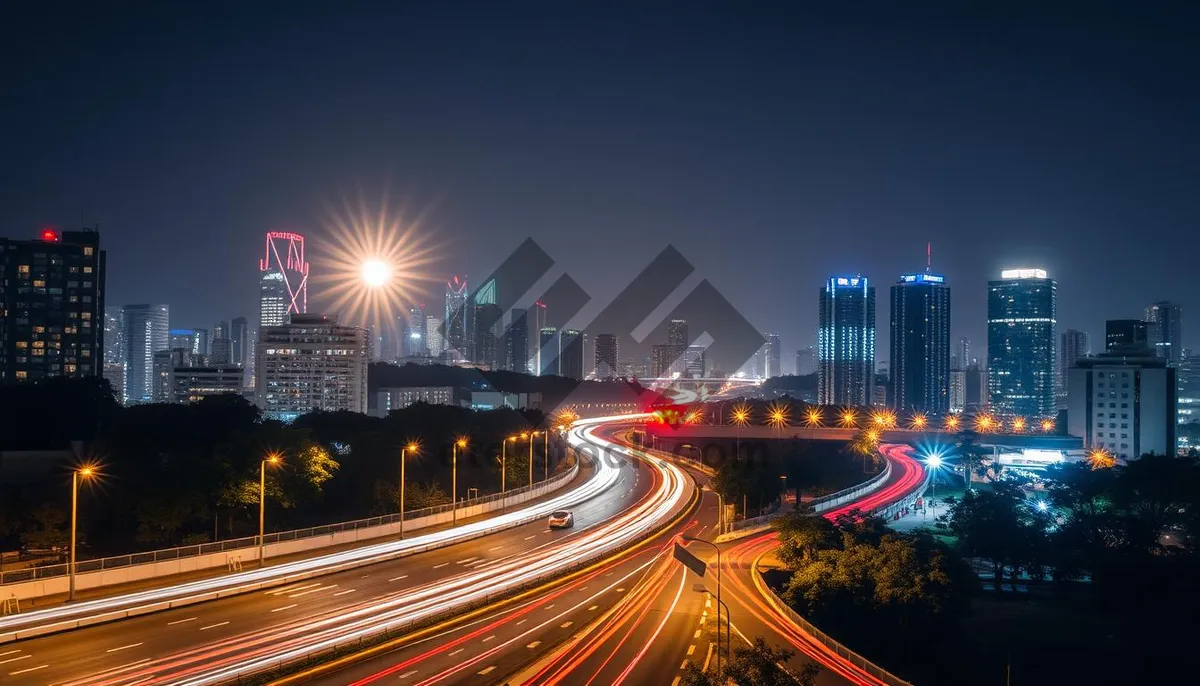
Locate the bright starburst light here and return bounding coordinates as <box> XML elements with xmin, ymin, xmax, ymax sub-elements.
<box><xmin>315</xmin><ymin>194</ymin><xmax>440</xmax><ymax>332</ymax></box>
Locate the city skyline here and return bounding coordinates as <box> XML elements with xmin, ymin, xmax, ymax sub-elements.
<box><xmin>3</xmin><ymin>4</ymin><xmax>1197</xmax><ymax>365</ymax></box>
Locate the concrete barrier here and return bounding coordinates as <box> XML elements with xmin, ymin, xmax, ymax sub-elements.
<box><xmin>2</xmin><ymin>465</ymin><xmax>578</xmax><ymax>602</ymax></box>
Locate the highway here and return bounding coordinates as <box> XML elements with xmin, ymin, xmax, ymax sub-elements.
<box><xmin>0</xmin><ymin>415</ymin><xmax>694</xmax><ymax>685</ymax></box>
<box><xmin>294</xmin><ymin>441</ymin><xmax>924</xmax><ymax>686</ymax></box>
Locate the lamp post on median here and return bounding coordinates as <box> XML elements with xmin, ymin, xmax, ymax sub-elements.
<box><xmin>399</xmin><ymin>442</ymin><xmax>419</xmax><ymax>539</ymax></box>
<box><xmin>924</xmin><ymin>452</ymin><xmax>943</xmax><ymax>516</ymax></box>
<box><xmin>544</xmin><ymin>429</ymin><xmax>551</xmax><ymax>480</ymax></box>
<box><xmin>524</xmin><ymin>432</ymin><xmax>534</xmax><ymax>488</ymax></box>
<box><xmin>259</xmin><ymin>454</ymin><xmax>281</xmax><ymax>567</ymax></box>
<box><xmin>452</xmin><ymin>437</ymin><xmax>468</xmax><ymax>525</ymax></box>
<box><xmin>69</xmin><ymin>464</ymin><xmax>97</xmax><ymax>601</ymax></box>
<box><xmin>683</xmin><ymin>536</ymin><xmax>728</xmax><ymax>675</ymax></box>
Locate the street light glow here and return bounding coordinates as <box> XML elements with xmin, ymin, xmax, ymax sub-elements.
<box><xmin>926</xmin><ymin>452</ymin><xmax>944</xmax><ymax>469</ymax></box>
<box><xmin>804</xmin><ymin>408</ymin><xmax>823</xmax><ymax>427</ymax></box>
<box><xmin>1036</xmin><ymin>500</ymin><xmax>1049</xmax><ymax>512</ymax></box>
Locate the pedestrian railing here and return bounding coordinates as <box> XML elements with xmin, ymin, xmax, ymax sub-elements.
<box><xmin>0</xmin><ymin>466</ymin><xmax>578</xmax><ymax>586</ymax></box>
<box><xmin>724</xmin><ymin>459</ymin><xmax>895</xmax><ymax>535</ymax></box>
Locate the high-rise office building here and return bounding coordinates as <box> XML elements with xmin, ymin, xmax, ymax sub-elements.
<box><xmin>795</xmin><ymin>346</ymin><xmax>816</xmax><ymax>376</ymax></box>
<box><xmin>539</xmin><ymin>327</ymin><xmax>559</xmax><ymax>376</ymax></box>
<box><xmin>152</xmin><ymin>347</ymin><xmax>193</xmax><ymax>403</ymax></box>
<box><xmin>955</xmin><ymin>337</ymin><xmax>971</xmax><ymax>370</ymax></box>
<box><xmin>1106</xmin><ymin>319</ymin><xmax>1148</xmax><ymax>351</ymax></box>
<box><xmin>472</xmin><ymin>302</ymin><xmax>502</xmax><ymax>369</ymax></box>
<box><xmin>763</xmin><ymin>333</ymin><xmax>781</xmax><ymax>378</ymax></box>
<box><xmin>210</xmin><ymin>320</ymin><xmax>232</xmax><ymax>364</ymax></box>
<box><xmin>258</xmin><ymin>231</ymin><xmax>308</xmax><ymax>328</ymax></box>
<box><xmin>256</xmin><ymin>314</ymin><xmax>369</xmax><ymax>419</ymax></box>
<box><xmin>121</xmin><ymin>304</ymin><xmax>170</xmax><ymax>404</ymax></box>
<box><xmin>1144</xmin><ymin>301</ymin><xmax>1183</xmax><ymax>365</ymax></box>
<box><xmin>668</xmin><ymin>319</ymin><xmax>689</xmax><ymax>349</ymax></box>
<box><xmin>684</xmin><ymin>345</ymin><xmax>707</xmax><ymax>378</ymax></box>
<box><xmin>593</xmin><ymin>333</ymin><xmax>619</xmax><ymax>379</ymax></box>
<box><xmin>889</xmin><ymin>272</ymin><xmax>951</xmax><ymax>414</ymax></box>
<box><xmin>559</xmin><ymin>329</ymin><xmax>585</xmax><ymax>380</ymax></box>
<box><xmin>1068</xmin><ymin>349</ymin><xmax>1177</xmax><ymax>462</ymax></box>
<box><xmin>818</xmin><ymin>275</ymin><xmax>876</xmax><ymax>406</ymax></box>
<box><xmin>403</xmin><ymin>305</ymin><xmax>427</xmax><ymax>358</ymax></box>
<box><xmin>169</xmin><ymin>330</ymin><xmax>194</xmax><ymax>352</ymax></box>
<box><xmin>505</xmin><ymin>308</ymin><xmax>530</xmax><ymax>373</ymax></box>
<box><xmin>987</xmin><ymin>268</ymin><xmax>1056</xmax><ymax>418</ymax></box>
<box><xmin>0</xmin><ymin>229</ymin><xmax>106</xmax><ymax>382</ymax></box>
<box><xmin>104</xmin><ymin>306</ymin><xmax>123</xmax><ymax>366</ymax></box>
<box><xmin>191</xmin><ymin>328</ymin><xmax>209</xmax><ymax>356</ymax></box>
<box><xmin>651</xmin><ymin>344</ymin><xmax>676</xmax><ymax>378</ymax></box>
<box><xmin>230</xmin><ymin>316</ymin><xmax>248</xmax><ymax>366</ymax></box>
<box><xmin>445</xmin><ymin>275</ymin><xmax>469</xmax><ymax>358</ymax></box>
<box><xmin>1058</xmin><ymin>329</ymin><xmax>1091</xmax><ymax>407</ymax></box>
<box><xmin>426</xmin><ymin>315</ymin><xmax>445</xmax><ymax>356</ymax></box>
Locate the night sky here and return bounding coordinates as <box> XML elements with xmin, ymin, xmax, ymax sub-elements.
<box><xmin>3</xmin><ymin>3</ymin><xmax>1197</xmax><ymax>368</ymax></box>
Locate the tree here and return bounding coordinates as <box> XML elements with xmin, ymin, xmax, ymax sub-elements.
<box><xmin>136</xmin><ymin>496</ymin><xmax>207</xmax><ymax>545</ymax></box>
<box><xmin>956</xmin><ymin>428</ymin><xmax>987</xmax><ymax>487</ymax></box>
<box><xmin>21</xmin><ymin>505</ymin><xmax>68</xmax><ymax>551</ymax></box>
<box><xmin>774</xmin><ymin>512</ymin><xmax>837</xmax><ymax>568</ymax></box>
<box><xmin>723</xmin><ymin>638</ymin><xmax>801</xmax><ymax>686</ymax></box>
<box><xmin>404</xmin><ymin>481</ymin><xmax>450</xmax><ymax>511</ymax></box>
<box><xmin>938</xmin><ymin>480</ymin><xmax>1048</xmax><ymax>589</ymax></box>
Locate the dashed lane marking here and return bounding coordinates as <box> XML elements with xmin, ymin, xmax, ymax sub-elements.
<box><xmin>527</xmin><ymin>641</ymin><xmax>542</xmax><ymax>649</ymax></box>
<box><xmin>106</xmin><ymin>643</ymin><xmax>144</xmax><ymax>653</ymax></box>
<box><xmin>199</xmin><ymin>621</ymin><xmax>230</xmax><ymax>630</ymax></box>
<box><xmin>389</xmin><ymin>575</ymin><xmax>409</xmax><ymax>582</ymax></box>
<box><xmin>433</xmin><ymin>563</ymin><xmax>449</xmax><ymax>569</ymax></box>
<box><xmin>9</xmin><ymin>664</ymin><xmax>48</xmax><ymax>676</ymax></box>
<box><xmin>271</xmin><ymin>604</ymin><xmax>297</xmax><ymax>613</ymax></box>
<box><xmin>478</xmin><ymin>666</ymin><xmax>496</xmax><ymax>675</ymax></box>
<box><xmin>167</xmin><ymin>617</ymin><xmax>197</xmax><ymax>626</ymax></box>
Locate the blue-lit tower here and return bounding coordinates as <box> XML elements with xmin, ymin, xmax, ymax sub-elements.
<box><xmin>818</xmin><ymin>275</ymin><xmax>876</xmax><ymax>406</ymax></box>
<box><xmin>889</xmin><ymin>272</ymin><xmax>951</xmax><ymax>414</ymax></box>
<box><xmin>987</xmin><ymin>268</ymin><xmax>1057</xmax><ymax>417</ymax></box>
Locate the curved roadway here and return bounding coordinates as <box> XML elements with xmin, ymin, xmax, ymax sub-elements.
<box><xmin>0</xmin><ymin>414</ymin><xmax>693</xmax><ymax>685</ymax></box>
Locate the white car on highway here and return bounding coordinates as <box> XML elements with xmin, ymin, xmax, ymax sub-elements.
<box><xmin>548</xmin><ymin>510</ymin><xmax>574</xmax><ymax>529</ymax></box>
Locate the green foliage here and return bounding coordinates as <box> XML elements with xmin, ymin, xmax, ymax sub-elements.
<box><xmin>723</xmin><ymin>638</ymin><xmax>802</xmax><ymax>686</ymax></box>
<box><xmin>403</xmin><ymin>482</ymin><xmax>451</xmax><ymax>511</ymax></box>
<box><xmin>774</xmin><ymin>512</ymin><xmax>838</xmax><ymax>568</ymax></box>
<box><xmin>937</xmin><ymin>479</ymin><xmax>1051</xmax><ymax>587</ymax></box>
<box><xmin>21</xmin><ymin>505</ymin><xmax>68</xmax><ymax>550</ymax></box>
<box><xmin>782</xmin><ymin>516</ymin><xmax>974</xmax><ymax>643</ymax></box>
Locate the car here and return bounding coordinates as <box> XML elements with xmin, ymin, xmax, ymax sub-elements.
<box><xmin>548</xmin><ymin>510</ymin><xmax>574</xmax><ymax>529</ymax></box>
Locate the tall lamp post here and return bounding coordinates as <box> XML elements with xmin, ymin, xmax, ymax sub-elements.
<box><xmin>543</xmin><ymin>429</ymin><xmax>551</xmax><ymax>480</ymax></box>
<box><xmin>69</xmin><ymin>465</ymin><xmax>96</xmax><ymax>601</ymax></box>
<box><xmin>259</xmin><ymin>454</ymin><xmax>281</xmax><ymax>567</ymax></box>
<box><xmin>683</xmin><ymin>536</ymin><xmax>728</xmax><ymax>674</ymax></box>
<box><xmin>399</xmin><ymin>441</ymin><xmax>419</xmax><ymax>539</ymax></box>
<box><xmin>924</xmin><ymin>452</ymin><xmax>943</xmax><ymax>515</ymax></box>
<box><xmin>452</xmin><ymin>437</ymin><xmax>468</xmax><ymax>525</ymax></box>
<box><xmin>524</xmin><ymin>432</ymin><xmax>534</xmax><ymax>488</ymax></box>
<box><xmin>501</xmin><ymin>435</ymin><xmax>518</xmax><ymax>502</ymax></box>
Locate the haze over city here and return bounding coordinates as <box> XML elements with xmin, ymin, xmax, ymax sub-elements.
<box><xmin>2</xmin><ymin>5</ymin><xmax>1199</xmax><ymax>686</ymax></box>
<box><xmin>3</xmin><ymin>3</ymin><xmax>1198</xmax><ymax>361</ymax></box>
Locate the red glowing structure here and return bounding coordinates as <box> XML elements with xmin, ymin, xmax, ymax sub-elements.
<box><xmin>260</xmin><ymin>231</ymin><xmax>309</xmax><ymax>317</ymax></box>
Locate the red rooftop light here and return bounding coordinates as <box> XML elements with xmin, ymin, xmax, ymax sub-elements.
<box><xmin>41</xmin><ymin>229</ymin><xmax>59</xmax><ymax>242</ymax></box>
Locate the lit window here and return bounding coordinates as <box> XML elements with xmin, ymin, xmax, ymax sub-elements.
<box><xmin>83</xmin><ymin>247</ymin><xmax>94</xmax><ymax>256</ymax></box>
<box><xmin>83</xmin><ymin>266</ymin><xmax>92</xmax><ymax>273</ymax></box>
<box><xmin>15</xmin><ymin>341</ymin><xmax>27</xmax><ymax>349</ymax></box>
<box><xmin>15</xmin><ymin>371</ymin><xmax>26</xmax><ymax>380</ymax></box>
<box><xmin>32</xmin><ymin>280</ymin><xmax>46</xmax><ymax>288</ymax></box>
<box><xmin>17</xmin><ymin>265</ymin><xmax>29</xmax><ymax>274</ymax></box>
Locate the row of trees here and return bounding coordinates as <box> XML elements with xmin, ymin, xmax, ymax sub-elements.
<box><xmin>0</xmin><ymin>379</ymin><xmax>558</xmax><ymax>560</ymax></box>
<box><xmin>940</xmin><ymin>455</ymin><xmax>1200</xmax><ymax>606</ymax></box>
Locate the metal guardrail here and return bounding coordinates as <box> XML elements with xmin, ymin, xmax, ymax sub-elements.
<box><xmin>1</xmin><ymin>467</ymin><xmax>578</xmax><ymax>586</ymax></box>
<box><xmin>726</xmin><ymin>460</ymin><xmax>894</xmax><ymax>534</ymax></box>
<box><xmin>755</xmin><ymin>568</ymin><xmax>913</xmax><ymax>686</ymax></box>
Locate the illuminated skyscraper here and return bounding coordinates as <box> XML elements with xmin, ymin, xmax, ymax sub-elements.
<box><xmin>818</xmin><ymin>275</ymin><xmax>876</xmax><ymax>406</ymax></box>
<box><xmin>426</xmin><ymin>315</ymin><xmax>445</xmax><ymax>355</ymax></box>
<box><xmin>1058</xmin><ymin>329</ymin><xmax>1091</xmax><ymax>407</ymax></box>
<box><xmin>104</xmin><ymin>307</ymin><xmax>123</xmax><ymax>366</ymax></box>
<box><xmin>230</xmin><ymin>316</ymin><xmax>248</xmax><ymax>366</ymax></box>
<box><xmin>445</xmin><ymin>275</ymin><xmax>469</xmax><ymax>358</ymax></box>
<box><xmin>795</xmin><ymin>345</ymin><xmax>816</xmax><ymax>376</ymax></box>
<box><xmin>539</xmin><ymin>326</ymin><xmax>559</xmax><ymax>376</ymax></box>
<box><xmin>403</xmin><ymin>305</ymin><xmax>427</xmax><ymax>358</ymax></box>
<box><xmin>256</xmin><ymin>314</ymin><xmax>369</xmax><ymax>419</ymax></box>
<box><xmin>506</xmin><ymin>308</ymin><xmax>530</xmax><ymax>372</ymax></box>
<box><xmin>593</xmin><ymin>333</ymin><xmax>618</xmax><ymax>379</ymax></box>
<box><xmin>1144</xmin><ymin>301</ymin><xmax>1183</xmax><ymax>364</ymax></box>
<box><xmin>987</xmin><ymin>268</ymin><xmax>1056</xmax><ymax>417</ymax></box>
<box><xmin>763</xmin><ymin>333</ymin><xmax>781</xmax><ymax>378</ymax></box>
<box><xmin>0</xmin><ymin>229</ymin><xmax>106</xmax><ymax>382</ymax></box>
<box><xmin>889</xmin><ymin>272</ymin><xmax>951</xmax><ymax>414</ymax></box>
<box><xmin>559</xmin><ymin>329</ymin><xmax>585</xmax><ymax>380</ymax></box>
<box><xmin>121</xmin><ymin>304</ymin><xmax>170</xmax><ymax>404</ymax></box>
<box><xmin>258</xmin><ymin>231</ymin><xmax>308</xmax><ymax>328</ymax></box>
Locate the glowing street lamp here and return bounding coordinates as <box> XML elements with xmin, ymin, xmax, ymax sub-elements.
<box><xmin>259</xmin><ymin>454</ymin><xmax>281</xmax><ymax>567</ymax></box>
<box><xmin>399</xmin><ymin>442</ymin><xmax>419</xmax><ymax>539</ymax></box>
<box><xmin>923</xmin><ymin>450</ymin><xmax>945</xmax><ymax>514</ymax></box>
<box><xmin>730</xmin><ymin>405</ymin><xmax>751</xmax><ymax>427</ymax></box>
<box><xmin>976</xmin><ymin>414</ymin><xmax>996</xmax><ymax>432</ymax></box>
<box><xmin>69</xmin><ymin>464</ymin><xmax>98</xmax><ymax>601</ymax></box>
<box><xmin>452</xmin><ymin>438</ymin><xmax>468</xmax><ymax>524</ymax></box>
<box><xmin>838</xmin><ymin>409</ymin><xmax>858</xmax><ymax>428</ymax></box>
<box><xmin>1012</xmin><ymin>417</ymin><xmax>1026</xmax><ymax>433</ymax></box>
<box><xmin>944</xmin><ymin>415</ymin><xmax>960</xmax><ymax>431</ymax></box>
<box><xmin>1087</xmin><ymin>448</ymin><xmax>1116</xmax><ymax>470</ymax></box>
<box><xmin>910</xmin><ymin>413</ymin><xmax>928</xmax><ymax>431</ymax></box>
<box><xmin>767</xmin><ymin>403</ymin><xmax>789</xmax><ymax>429</ymax></box>
<box><xmin>804</xmin><ymin>408</ymin><xmax>823</xmax><ymax>428</ymax></box>
<box><xmin>1041</xmin><ymin>418</ymin><xmax>1055</xmax><ymax>433</ymax></box>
